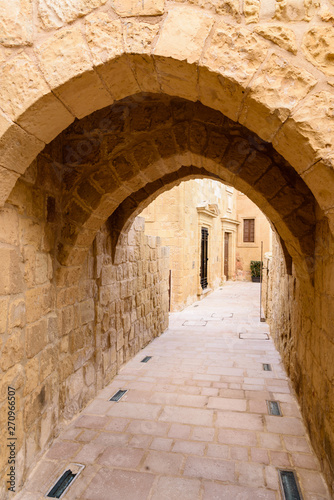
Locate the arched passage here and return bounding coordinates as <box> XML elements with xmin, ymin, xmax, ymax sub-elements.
<box><xmin>0</xmin><ymin>5</ymin><xmax>334</xmax><ymax>496</ymax></box>
<box><xmin>46</xmin><ymin>94</ymin><xmax>316</xmax><ymax>287</ymax></box>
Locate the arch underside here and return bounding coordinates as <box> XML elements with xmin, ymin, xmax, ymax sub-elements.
<box><xmin>34</xmin><ymin>94</ymin><xmax>316</xmax><ymax>285</ymax></box>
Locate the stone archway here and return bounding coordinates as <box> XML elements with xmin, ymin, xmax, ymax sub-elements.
<box><xmin>0</xmin><ymin>2</ymin><xmax>334</xmax><ymax>496</ymax></box>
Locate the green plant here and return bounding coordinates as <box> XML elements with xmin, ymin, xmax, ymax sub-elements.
<box><xmin>250</xmin><ymin>260</ymin><xmax>262</xmax><ymax>278</ymax></box>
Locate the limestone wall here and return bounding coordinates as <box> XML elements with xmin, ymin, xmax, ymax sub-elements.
<box><xmin>262</xmin><ymin>225</ymin><xmax>334</xmax><ymax>496</ymax></box>
<box><xmin>0</xmin><ymin>159</ymin><xmax>169</xmax><ymax>496</ymax></box>
<box><xmin>141</xmin><ymin>178</ymin><xmax>238</xmax><ymax>311</ymax></box>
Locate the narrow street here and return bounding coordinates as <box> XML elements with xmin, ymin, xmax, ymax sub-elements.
<box><xmin>15</xmin><ymin>283</ymin><xmax>330</xmax><ymax>500</ymax></box>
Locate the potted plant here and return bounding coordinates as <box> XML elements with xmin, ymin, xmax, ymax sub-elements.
<box><xmin>250</xmin><ymin>260</ymin><xmax>261</xmax><ymax>282</ymax></box>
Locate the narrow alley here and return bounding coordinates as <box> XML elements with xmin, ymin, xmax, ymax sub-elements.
<box><xmin>15</xmin><ymin>283</ymin><xmax>331</xmax><ymax>500</ymax></box>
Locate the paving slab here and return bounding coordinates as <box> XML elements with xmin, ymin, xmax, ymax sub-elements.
<box><xmin>14</xmin><ymin>282</ymin><xmax>331</xmax><ymax>500</ymax></box>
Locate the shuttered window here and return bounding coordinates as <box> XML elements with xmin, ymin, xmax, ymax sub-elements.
<box><xmin>243</xmin><ymin>219</ymin><xmax>255</xmax><ymax>242</ymax></box>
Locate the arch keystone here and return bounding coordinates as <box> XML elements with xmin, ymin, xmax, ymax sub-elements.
<box><xmin>239</xmin><ymin>53</ymin><xmax>317</xmax><ymax>142</ymax></box>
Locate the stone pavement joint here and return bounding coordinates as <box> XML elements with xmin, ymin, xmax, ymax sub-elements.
<box><xmin>14</xmin><ymin>283</ymin><xmax>331</xmax><ymax>500</ymax></box>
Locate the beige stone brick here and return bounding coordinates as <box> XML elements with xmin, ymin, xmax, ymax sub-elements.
<box><xmin>273</xmin><ymin>91</ymin><xmax>334</xmax><ymax>173</ymax></box>
<box><xmin>111</xmin><ymin>0</ymin><xmax>165</xmax><ymax>17</ymax></box>
<box><xmin>36</xmin><ymin>28</ymin><xmax>112</xmax><ymax>118</ymax></box>
<box><xmin>0</xmin><ymin>330</ymin><xmax>24</xmax><ymax>371</ymax></box>
<box><xmin>254</xmin><ymin>25</ymin><xmax>297</xmax><ymax>54</ymax></box>
<box><xmin>0</xmin><ymin>247</ymin><xmax>23</xmax><ymax>295</ymax></box>
<box><xmin>25</xmin><ymin>319</ymin><xmax>48</xmax><ymax>358</ymax></box>
<box><xmin>0</xmin><ymin>166</ymin><xmax>20</xmax><ymax>207</ymax></box>
<box><xmin>124</xmin><ymin>20</ymin><xmax>160</xmax><ymax>55</ymax></box>
<box><xmin>0</xmin><ymin>53</ymin><xmax>49</xmax><ymax>122</ymax></box>
<box><xmin>40</xmin><ymin>345</ymin><xmax>57</xmax><ymax>381</ymax></box>
<box><xmin>0</xmin><ymin>0</ymin><xmax>33</xmax><ymax>46</ymax></box>
<box><xmin>0</xmin><ymin>207</ymin><xmax>19</xmax><ymax>245</ymax></box>
<box><xmin>202</xmin><ymin>22</ymin><xmax>268</xmax><ymax>86</ymax></box>
<box><xmin>39</xmin><ymin>0</ymin><xmax>107</xmax><ymax>24</ymax></box>
<box><xmin>155</xmin><ymin>6</ymin><xmax>214</xmax><ymax>64</ymax></box>
<box><xmin>0</xmin><ymin>298</ymin><xmax>8</xmax><ymax>334</ymax></box>
<box><xmin>85</xmin><ymin>13</ymin><xmax>123</xmax><ymax>66</ymax></box>
<box><xmin>97</xmin><ymin>57</ymin><xmax>140</xmax><ymax>102</ymax></box>
<box><xmin>0</xmin><ymin>114</ymin><xmax>44</xmax><ymax>176</ymax></box>
<box><xmin>239</xmin><ymin>54</ymin><xmax>316</xmax><ymax>141</ymax></box>
<box><xmin>244</xmin><ymin>0</ymin><xmax>260</xmax><ymax>23</ymax></box>
<box><xmin>0</xmin><ymin>364</ymin><xmax>24</xmax><ymax>402</ymax></box>
<box><xmin>17</xmin><ymin>92</ymin><xmax>74</xmax><ymax>144</ymax></box>
<box><xmin>302</xmin><ymin>27</ymin><xmax>334</xmax><ymax>77</ymax></box>
<box><xmin>9</xmin><ymin>299</ymin><xmax>26</xmax><ymax>329</ymax></box>
<box><xmin>23</xmin><ymin>357</ymin><xmax>39</xmax><ymax>397</ymax></box>
<box><xmin>26</xmin><ymin>285</ymin><xmax>54</xmax><ymax>324</ymax></box>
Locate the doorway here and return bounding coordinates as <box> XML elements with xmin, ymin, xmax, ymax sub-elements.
<box><xmin>224</xmin><ymin>232</ymin><xmax>230</xmax><ymax>280</ymax></box>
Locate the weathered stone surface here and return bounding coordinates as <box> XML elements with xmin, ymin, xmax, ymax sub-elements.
<box><xmin>0</xmin><ymin>248</ymin><xmax>23</xmax><ymax>295</ymax></box>
<box><xmin>0</xmin><ymin>167</ymin><xmax>20</xmax><ymax>207</ymax></box>
<box><xmin>124</xmin><ymin>20</ymin><xmax>160</xmax><ymax>54</ymax></box>
<box><xmin>274</xmin><ymin>91</ymin><xmax>334</xmax><ymax>172</ymax></box>
<box><xmin>0</xmin><ymin>0</ymin><xmax>33</xmax><ymax>46</ymax></box>
<box><xmin>202</xmin><ymin>22</ymin><xmax>268</xmax><ymax>86</ymax></box>
<box><xmin>36</xmin><ymin>28</ymin><xmax>112</xmax><ymax>118</ymax></box>
<box><xmin>155</xmin><ymin>57</ymin><xmax>199</xmax><ymax>101</ymax></box>
<box><xmin>0</xmin><ymin>298</ymin><xmax>8</xmax><ymax>334</ymax></box>
<box><xmin>0</xmin><ymin>53</ymin><xmax>50</xmax><ymax>121</ymax></box>
<box><xmin>25</xmin><ymin>319</ymin><xmax>48</xmax><ymax>358</ymax></box>
<box><xmin>302</xmin><ymin>27</ymin><xmax>334</xmax><ymax>77</ymax></box>
<box><xmin>0</xmin><ymin>208</ymin><xmax>19</xmax><ymax>246</ymax></box>
<box><xmin>111</xmin><ymin>0</ymin><xmax>165</xmax><ymax>17</ymax></box>
<box><xmin>302</xmin><ymin>157</ymin><xmax>334</xmax><ymax>212</ymax></box>
<box><xmin>17</xmin><ymin>93</ymin><xmax>75</xmax><ymax>144</ymax></box>
<box><xmin>240</xmin><ymin>54</ymin><xmax>316</xmax><ymax>141</ymax></box>
<box><xmin>254</xmin><ymin>25</ymin><xmax>297</xmax><ymax>53</ymax></box>
<box><xmin>275</xmin><ymin>0</ymin><xmax>316</xmax><ymax>21</ymax></box>
<box><xmin>39</xmin><ymin>0</ymin><xmax>107</xmax><ymax>24</ymax></box>
<box><xmin>97</xmin><ymin>57</ymin><xmax>140</xmax><ymax>101</ymax></box>
<box><xmin>155</xmin><ymin>6</ymin><xmax>214</xmax><ymax>65</ymax></box>
<box><xmin>85</xmin><ymin>13</ymin><xmax>123</xmax><ymax>66</ymax></box>
<box><xmin>9</xmin><ymin>299</ymin><xmax>26</xmax><ymax>328</ymax></box>
<box><xmin>0</xmin><ymin>330</ymin><xmax>23</xmax><ymax>371</ymax></box>
<box><xmin>36</xmin><ymin>28</ymin><xmax>93</xmax><ymax>88</ymax></box>
<box><xmin>0</xmin><ymin>115</ymin><xmax>44</xmax><ymax>176</ymax></box>
<box><xmin>0</xmin><ymin>364</ymin><xmax>24</xmax><ymax>402</ymax></box>
<box><xmin>244</xmin><ymin>0</ymin><xmax>260</xmax><ymax>23</ymax></box>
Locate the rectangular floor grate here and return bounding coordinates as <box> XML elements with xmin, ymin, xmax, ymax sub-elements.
<box><xmin>110</xmin><ymin>389</ymin><xmax>127</xmax><ymax>402</ymax></box>
<box><xmin>141</xmin><ymin>356</ymin><xmax>152</xmax><ymax>363</ymax></box>
<box><xmin>46</xmin><ymin>465</ymin><xmax>84</xmax><ymax>498</ymax></box>
<box><xmin>263</xmin><ymin>363</ymin><xmax>272</xmax><ymax>371</ymax></box>
<box><xmin>267</xmin><ymin>400</ymin><xmax>282</xmax><ymax>416</ymax></box>
<box><xmin>279</xmin><ymin>470</ymin><xmax>303</xmax><ymax>500</ymax></box>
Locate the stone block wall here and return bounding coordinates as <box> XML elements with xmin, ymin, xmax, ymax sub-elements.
<box><xmin>262</xmin><ymin>224</ymin><xmax>334</xmax><ymax>496</ymax></box>
<box><xmin>0</xmin><ymin>159</ymin><xmax>169</xmax><ymax>497</ymax></box>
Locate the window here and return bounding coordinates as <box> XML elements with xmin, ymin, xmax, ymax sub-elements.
<box><xmin>243</xmin><ymin>219</ymin><xmax>255</xmax><ymax>242</ymax></box>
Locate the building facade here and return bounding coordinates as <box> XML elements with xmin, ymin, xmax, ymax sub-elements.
<box><xmin>141</xmin><ymin>179</ymin><xmax>272</xmax><ymax>311</ymax></box>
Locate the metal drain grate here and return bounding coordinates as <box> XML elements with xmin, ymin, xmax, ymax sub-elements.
<box><xmin>267</xmin><ymin>400</ymin><xmax>282</xmax><ymax>416</ymax></box>
<box><xmin>141</xmin><ymin>356</ymin><xmax>152</xmax><ymax>363</ymax></box>
<box><xmin>110</xmin><ymin>389</ymin><xmax>127</xmax><ymax>402</ymax></box>
<box><xmin>263</xmin><ymin>363</ymin><xmax>272</xmax><ymax>371</ymax></box>
<box><xmin>46</xmin><ymin>464</ymin><xmax>84</xmax><ymax>498</ymax></box>
<box><xmin>279</xmin><ymin>470</ymin><xmax>303</xmax><ymax>500</ymax></box>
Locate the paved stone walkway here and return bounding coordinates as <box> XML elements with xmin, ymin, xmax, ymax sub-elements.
<box><xmin>15</xmin><ymin>283</ymin><xmax>331</xmax><ymax>500</ymax></box>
